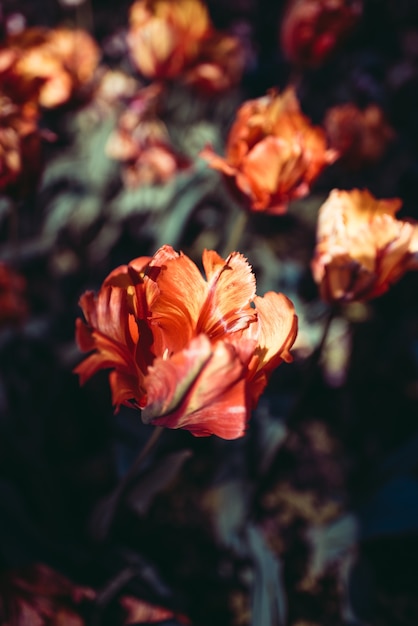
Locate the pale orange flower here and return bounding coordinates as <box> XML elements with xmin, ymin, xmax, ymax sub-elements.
<box><xmin>324</xmin><ymin>102</ymin><xmax>395</xmax><ymax>170</ymax></box>
<box><xmin>75</xmin><ymin>245</ymin><xmax>298</xmax><ymax>439</ymax></box>
<box><xmin>201</xmin><ymin>87</ymin><xmax>337</xmax><ymax>214</ymax></box>
<box><xmin>0</xmin><ymin>27</ymin><xmax>100</xmax><ymax>108</ymax></box>
<box><xmin>0</xmin><ymin>95</ymin><xmax>40</xmax><ymax>193</ymax></box>
<box><xmin>280</xmin><ymin>0</ymin><xmax>362</xmax><ymax>68</ymax></box>
<box><xmin>128</xmin><ymin>0</ymin><xmax>211</xmax><ymax>80</ymax></box>
<box><xmin>311</xmin><ymin>189</ymin><xmax>418</xmax><ymax>302</ymax></box>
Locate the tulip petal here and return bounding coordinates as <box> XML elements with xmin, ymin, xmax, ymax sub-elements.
<box><xmin>253</xmin><ymin>291</ymin><xmax>298</xmax><ymax>369</ymax></box>
<box><xmin>142</xmin><ymin>335</ymin><xmax>249</xmax><ymax>439</ymax></box>
<box><xmin>197</xmin><ymin>249</ymin><xmax>256</xmax><ymax>338</ymax></box>
<box><xmin>148</xmin><ymin>251</ymin><xmax>208</xmax><ymax>353</ymax></box>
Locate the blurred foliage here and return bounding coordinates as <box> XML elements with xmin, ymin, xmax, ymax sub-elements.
<box><xmin>0</xmin><ymin>1</ymin><xmax>418</xmax><ymax>625</ymax></box>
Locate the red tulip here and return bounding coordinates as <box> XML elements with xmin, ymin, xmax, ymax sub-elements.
<box><xmin>280</xmin><ymin>0</ymin><xmax>362</xmax><ymax>68</ymax></box>
<box><xmin>324</xmin><ymin>102</ymin><xmax>395</xmax><ymax>170</ymax></box>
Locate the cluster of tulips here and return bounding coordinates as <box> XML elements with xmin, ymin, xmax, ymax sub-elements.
<box><xmin>0</xmin><ymin>0</ymin><xmax>417</xmax><ymax>443</ymax></box>
<box><xmin>1</xmin><ymin>0</ymin><xmax>418</xmax><ymax>623</ymax></box>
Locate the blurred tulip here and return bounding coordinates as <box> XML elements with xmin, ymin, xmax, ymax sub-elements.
<box><xmin>183</xmin><ymin>31</ymin><xmax>245</xmax><ymax>94</ymax></box>
<box><xmin>201</xmin><ymin>87</ymin><xmax>337</xmax><ymax>214</ymax></box>
<box><xmin>0</xmin><ymin>96</ymin><xmax>40</xmax><ymax>193</ymax></box>
<box><xmin>75</xmin><ymin>245</ymin><xmax>298</xmax><ymax>439</ymax></box>
<box><xmin>106</xmin><ymin>86</ymin><xmax>190</xmax><ymax>187</ymax></box>
<box><xmin>312</xmin><ymin>189</ymin><xmax>418</xmax><ymax>302</ymax></box>
<box><xmin>122</xmin><ymin>143</ymin><xmax>191</xmax><ymax>187</ymax></box>
<box><xmin>128</xmin><ymin>0</ymin><xmax>211</xmax><ymax>80</ymax></box>
<box><xmin>0</xmin><ymin>27</ymin><xmax>100</xmax><ymax>108</ymax></box>
<box><xmin>0</xmin><ymin>563</ymin><xmax>95</xmax><ymax>626</ymax></box>
<box><xmin>280</xmin><ymin>0</ymin><xmax>362</xmax><ymax>68</ymax></box>
<box><xmin>324</xmin><ymin>102</ymin><xmax>395</xmax><ymax>169</ymax></box>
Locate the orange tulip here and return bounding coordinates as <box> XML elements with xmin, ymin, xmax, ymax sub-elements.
<box><xmin>201</xmin><ymin>87</ymin><xmax>337</xmax><ymax>214</ymax></box>
<box><xmin>0</xmin><ymin>96</ymin><xmax>40</xmax><ymax>193</ymax></box>
<box><xmin>0</xmin><ymin>27</ymin><xmax>100</xmax><ymax>108</ymax></box>
<box><xmin>311</xmin><ymin>189</ymin><xmax>418</xmax><ymax>302</ymax></box>
<box><xmin>323</xmin><ymin>102</ymin><xmax>395</xmax><ymax>170</ymax></box>
<box><xmin>128</xmin><ymin>0</ymin><xmax>211</xmax><ymax>80</ymax></box>
<box><xmin>280</xmin><ymin>0</ymin><xmax>362</xmax><ymax>68</ymax></box>
<box><xmin>75</xmin><ymin>246</ymin><xmax>298</xmax><ymax>439</ymax></box>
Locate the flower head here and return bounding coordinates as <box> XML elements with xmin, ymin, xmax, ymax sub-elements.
<box><xmin>311</xmin><ymin>189</ymin><xmax>418</xmax><ymax>302</ymax></box>
<box><xmin>0</xmin><ymin>95</ymin><xmax>40</xmax><ymax>193</ymax></box>
<box><xmin>128</xmin><ymin>0</ymin><xmax>211</xmax><ymax>80</ymax></box>
<box><xmin>324</xmin><ymin>103</ymin><xmax>395</xmax><ymax>170</ymax></box>
<box><xmin>201</xmin><ymin>87</ymin><xmax>337</xmax><ymax>214</ymax></box>
<box><xmin>183</xmin><ymin>31</ymin><xmax>245</xmax><ymax>95</ymax></box>
<box><xmin>280</xmin><ymin>0</ymin><xmax>362</xmax><ymax>68</ymax></box>
<box><xmin>75</xmin><ymin>246</ymin><xmax>298</xmax><ymax>439</ymax></box>
<box><xmin>105</xmin><ymin>86</ymin><xmax>190</xmax><ymax>187</ymax></box>
<box><xmin>0</xmin><ymin>27</ymin><xmax>100</xmax><ymax>108</ymax></box>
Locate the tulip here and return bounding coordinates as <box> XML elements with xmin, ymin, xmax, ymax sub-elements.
<box><xmin>312</xmin><ymin>189</ymin><xmax>418</xmax><ymax>302</ymax></box>
<box><xmin>323</xmin><ymin>103</ymin><xmax>395</xmax><ymax>170</ymax></box>
<box><xmin>280</xmin><ymin>0</ymin><xmax>362</xmax><ymax>68</ymax></box>
<box><xmin>75</xmin><ymin>245</ymin><xmax>298</xmax><ymax>439</ymax></box>
<box><xmin>0</xmin><ymin>95</ymin><xmax>40</xmax><ymax>193</ymax></box>
<box><xmin>105</xmin><ymin>87</ymin><xmax>190</xmax><ymax>187</ymax></box>
<box><xmin>201</xmin><ymin>87</ymin><xmax>337</xmax><ymax>214</ymax></box>
<box><xmin>0</xmin><ymin>27</ymin><xmax>100</xmax><ymax>108</ymax></box>
<box><xmin>183</xmin><ymin>32</ymin><xmax>245</xmax><ymax>95</ymax></box>
<box><xmin>128</xmin><ymin>0</ymin><xmax>211</xmax><ymax>80</ymax></box>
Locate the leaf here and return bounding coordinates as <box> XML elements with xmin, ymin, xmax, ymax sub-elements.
<box><xmin>126</xmin><ymin>449</ymin><xmax>193</xmax><ymax>517</ymax></box>
<box><xmin>246</xmin><ymin>525</ymin><xmax>287</xmax><ymax>626</ymax></box>
<box><xmin>306</xmin><ymin>514</ymin><xmax>359</xmax><ymax>579</ymax></box>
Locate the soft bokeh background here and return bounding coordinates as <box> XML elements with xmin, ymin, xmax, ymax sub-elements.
<box><xmin>1</xmin><ymin>1</ymin><xmax>418</xmax><ymax>624</ymax></box>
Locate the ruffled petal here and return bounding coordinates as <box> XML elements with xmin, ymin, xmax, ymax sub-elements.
<box><xmin>142</xmin><ymin>335</ymin><xmax>250</xmax><ymax>439</ymax></box>
<box><xmin>197</xmin><ymin>250</ymin><xmax>256</xmax><ymax>338</ymax></box>
<box><xmin>148</xmin><ymin>250</ymin><xmax>207</xmax><ymax>354</ymax></box>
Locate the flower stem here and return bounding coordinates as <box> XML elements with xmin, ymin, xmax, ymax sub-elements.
<box><xmin>90</xmin><ymin>426</ymin><xmax>164</xmax><ymax>542</ymax></box>
<box><xmin>287</xmin><ymin>306</ymin><xmax>337</xmax><ymax>425</ymax></box>
<box><xmin>221</xmin><ymin>209</ymin><xmax>249</xmax><ymax>257</ymax></box>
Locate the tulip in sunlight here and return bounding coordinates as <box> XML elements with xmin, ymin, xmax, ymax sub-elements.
<box><xmin>201</xmin><ymin>87</ymin><xmax>337</xmax><ymax>214</ymax></box>
<box><xmin>128</xmin><ymin>0</ymin><xmax>211</xmax><ymax>80</ymax></box>
<box><xmin>312</xmin><ymin>189</ymin><xmax>418</xmax><ymax>302</ymax></box>
<box><xmin>0</xmin><ymin>27</ymin><xmax>100</xmax><ymax>108</ymax></box>
<box><xmin>75</xmin><ymin>246</ymin><xmax>298</xmax><ymax>439</ymax></box>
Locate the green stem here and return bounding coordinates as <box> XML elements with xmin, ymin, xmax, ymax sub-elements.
<box><xmin>90</xmin><ymin>426</ymin><xmax>164</xmax><ymax>541</ymax></box>
<box><xmin>287</xmin><ymin>306</ymin><xmax>337</xmax><ymax>425</ymax></box>
<box><xmin>221</xmin><ymin>209</ymin><xmax>249</xmax><ymax>257</ymax></box>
